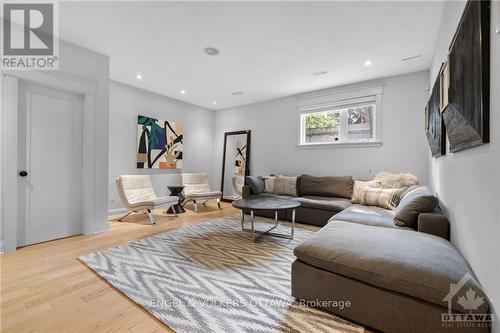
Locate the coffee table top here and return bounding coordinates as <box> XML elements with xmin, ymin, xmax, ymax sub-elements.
<box><xmin>232</xmin><ymin>197</ymin><xmax>301</xmax><ymax>211</ymax></box>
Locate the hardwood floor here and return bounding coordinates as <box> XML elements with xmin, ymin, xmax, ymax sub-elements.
<box><xmin>0</xmin><ymin>203</ymin><xmax>371</xmax><ymax>333</ymax></box>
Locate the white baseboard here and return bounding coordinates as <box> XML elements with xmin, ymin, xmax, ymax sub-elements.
<box><xmin>86</xmin><ymin>224</ymin><xmax>109</xmax><ymax>235</ymax></box>
<box><xmin>0</xmin><ymin>240</ymin><xmax>5</xmax><ymax>254</ymax></box>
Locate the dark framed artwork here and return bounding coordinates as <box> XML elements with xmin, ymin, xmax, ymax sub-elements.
<box><xmin>426</xmin><ymin>72</ymin><xmax>446</xmax><ymax>157</ymax></box>
<box><xmin>443</xmin><ymin>0</ymin><xmax>490</xmax><ymax>152</ymax></box>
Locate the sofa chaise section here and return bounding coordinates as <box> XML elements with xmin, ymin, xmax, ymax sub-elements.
<box><xmin>292</xmin><ymin>221</ymin><xmax>490</xmax><ymax>333</ymax></box>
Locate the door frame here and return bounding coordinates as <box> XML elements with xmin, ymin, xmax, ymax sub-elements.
<box><xmin>1</xmin><ymin>71</ymin><xmax>98</xmax><ymax>252</ymax></box>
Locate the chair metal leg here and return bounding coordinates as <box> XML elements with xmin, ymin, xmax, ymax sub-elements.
<box><xmin>172</xmin><ymin>206</ymin><xmax>177</xmax><ymax>217</ymax></box>
<box><xmin>193</xmin><ymin>200</ymin><xmax>198</xmax><ymax>213</ymax></box>
<box><xmin>116</xmin><ymin>210</ymin><xmax>133</xmax><ymax>221</ymax></box>
<box><xmin>217</xmin><ymin>197</ymin><xmax>221</xmax><ymax>209</ymax></box>
<box><xmin>146</xmin><ymin>209</ymin><xmax>156</xmax><ymax>225</ymax></box>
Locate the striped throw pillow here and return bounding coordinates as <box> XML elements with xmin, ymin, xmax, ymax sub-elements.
<box><xmin>274</xmin><ymin>175</ymin><xmax>297</xmax><ymax>196</ymax></box>
<box><xmin>360</xmin><ymin>186</ymin><xmax>407</xmax><ymax>210</ymax></box>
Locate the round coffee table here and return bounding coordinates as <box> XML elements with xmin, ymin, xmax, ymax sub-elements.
<box><xmin>167</xmin><ymin>185</ymin><xmax>185</xmax><ymax>214</ymax></box>
<box><xmin>232</xmin><ymin>197</ymin><xmax>301</xmax><ymax>242</ymax></box>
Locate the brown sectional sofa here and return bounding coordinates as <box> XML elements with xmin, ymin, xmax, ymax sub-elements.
<box><xmin>242</xmin><ymin>174</ymin><xmax>491</xmax><ymax>333</ymax></box>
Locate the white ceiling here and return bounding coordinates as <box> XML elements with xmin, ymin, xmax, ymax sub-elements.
<box><xmin>59</xmin><ymin>1</ymin><xmax>444</xmax><ymax>110</ymax></box>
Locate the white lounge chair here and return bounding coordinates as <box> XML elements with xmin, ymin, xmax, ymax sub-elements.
<box><xmin>115</xmin><ymin>175</ymin><xmax>179</xmax><ymax>224</ymax></box>
<box><xmin>181</xmin><ymin>173</ymin><xmax>222</xmax><ymax>213</ymax></box>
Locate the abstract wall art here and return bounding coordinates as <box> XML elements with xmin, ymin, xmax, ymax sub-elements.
<box><xmin>443</xmin><ymin>0</ymin><xmax>490</xmax><ymax>153</ymax></box>
<box><xmin>137</xmin><ymin>115</ymin><xmax>184</xmax><ymax>169</ymax></box>
<box><xmin>425</xmin><ymin>71</ymin><xmax>446</xmax><ymax>158</ymax></box>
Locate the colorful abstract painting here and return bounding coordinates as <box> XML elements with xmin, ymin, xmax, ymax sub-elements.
<box><xmin>137</xmin><ymin>115</ymin><xmax>183</xmax><ymax>169</ymax></box>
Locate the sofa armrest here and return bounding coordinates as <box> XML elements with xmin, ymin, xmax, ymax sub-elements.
<box><xmin>417</xmin><ymin>212</ymin><xmax>450</xmax><ymax>240</ymax></box>
<box><xmin>242</xmin><ymin>185</ymin><xmax>253</xmax><ymax>199</ymax></box>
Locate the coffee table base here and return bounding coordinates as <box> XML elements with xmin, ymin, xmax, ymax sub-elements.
<box><xmin>240</xmin><ymin>209</ymin><xmax>295</xmax><ymax>242</ymax></box>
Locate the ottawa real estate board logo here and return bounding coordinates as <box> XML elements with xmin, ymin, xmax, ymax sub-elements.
<box><xmin>1</xmin><ymin>1</ymin><xmax>59</xmax><ymax>70</ymax></box>
<box><xmin>442</xmin><ymin>273</ymin><xmax>494</xmax><ymax>329</ymax></box>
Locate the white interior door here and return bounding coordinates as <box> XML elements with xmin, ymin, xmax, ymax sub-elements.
<box><xmin>17</xmin><ymin>82</ymin><xmax>83</xmax><ymax>247</ymax></box>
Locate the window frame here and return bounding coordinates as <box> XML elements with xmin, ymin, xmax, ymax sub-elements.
<box><xmin>296</xmin><ymin>83</ymin><xmax>384</xmax><ymax>149</ymax></box>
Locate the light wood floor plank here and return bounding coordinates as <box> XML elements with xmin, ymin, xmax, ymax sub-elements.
<box><xmin>1</xmin><ymin>203</ymin><xmax>372</xmax><ymax>333</ymax></box>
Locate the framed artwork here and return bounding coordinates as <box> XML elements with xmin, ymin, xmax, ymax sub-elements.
<box><xmin>137</xmin><ymin>115</ymin><xmax>184</xmax><ymax>169</ymax></box>
<box><xmin>439</xmin><ymin>59</ymin><xmax>450</xmax><ymax>112</ymax></box>
<box><xmin>425</xmin><ymin>73</ymin><xmax>446</xmax><ymax>158</ymax></box>
<box><xmin>443</xmin><ymin>0</ymin><xmax>490</xmax><ymax>152</ymax></box>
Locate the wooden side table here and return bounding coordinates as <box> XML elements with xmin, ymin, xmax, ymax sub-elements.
<box><xmin>167</xmin><ymin>185</ymin><xmax>185</xmax><ymax>214</ymax></box>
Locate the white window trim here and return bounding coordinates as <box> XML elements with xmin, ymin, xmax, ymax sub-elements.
<box><xmin>296</xmin><ymin>83</ymin><xmax>384</xmax><ymax>148</ymax></box>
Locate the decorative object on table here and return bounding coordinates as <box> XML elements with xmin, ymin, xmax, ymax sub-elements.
<box><xmin>220</xmin><ymin>130</ymin><xmax>251</xmax><ymax>202</ymax></box>
<box><xmin>232</xmin><ymin>197</ymin><xmax>301</xmax><ymax>242</ymax></box>
<box><xmin>137</xmin><ymin>115</ymin><xmax>184</xmax><ymax>169</ymax></box>
<box><xmin>115</xmin><ymin>175</ymin><xmax>179</xmax><ymax>224</ymax></box>
<box><xmin>425</xmin><ymin>70</ymin><xmax>446</xmax><ymax>157</ymax></box>
<box><xmin>442</xmin><ymin>0</ymin><xmax>490</xmax><ymax>153</ymax></box>
<box><xmin>80</xmin><ymin>217</ymin><xmax>363</xmax><ymax>333</ymax></box>
<box><xmin>181</xmin><ymin>173</ymin><xmax>222</xmax><ymax>213</ymax></box>
<box><xmin>166</xmin><ymin>185</ymin><xmax>185</xmax><ymax>214</ymax></box>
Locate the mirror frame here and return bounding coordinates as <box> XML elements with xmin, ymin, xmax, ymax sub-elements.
<box><xmin>220</xmin><ymin>130</ymin><xmax>251</xmax><ymax>202</ymax></box>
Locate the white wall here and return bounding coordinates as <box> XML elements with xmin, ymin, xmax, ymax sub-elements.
<box><xmin>108</xmin><ymin>81</ymin><xmax>215</xmax><ymax>214</ymax></box>
<box><xmin>213</xmin><ymin>71</ymin><xmax>430</xmax><ymax>187</ymax></box>
<box><xmin>429</xmin><ymin>1</ymin><xmax>500</xmax><ymax>330</ymax></box>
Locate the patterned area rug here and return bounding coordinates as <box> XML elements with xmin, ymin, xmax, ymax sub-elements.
<box><xmin>80</xmin><ymin>216</ymin><xmax>363</xmax><ymax>333</ymax></box>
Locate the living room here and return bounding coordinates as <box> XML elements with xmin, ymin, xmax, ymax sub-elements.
<box><xmin>1</xmin><ymin>1</ymin><xmax>499</xmax><ymax>332</ymax></box>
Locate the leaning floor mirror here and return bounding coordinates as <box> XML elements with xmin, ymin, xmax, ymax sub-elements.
<box><xmin>220</xmin><ymin>130</ymin><xmax>251</xmax><ymax>202</ymax></box>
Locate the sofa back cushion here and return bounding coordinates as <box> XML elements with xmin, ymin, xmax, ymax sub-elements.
<box><xmin>274</xmin><ymin>175</ymin><xmax>297</xmax><ymax>196</ymax></box>
<box><xmin>394</xmin><ymin>186</ymin><xmax>439</xmax><ymax>228</ymax></box>
<box><xmin>246</xmin><ymin>176</ymin><xmax>265</xmax><ymax>195</ymax></box>
<box><xmin>299</xmin><ymin>175</ymin><xmax>353</xmax><ymax>199</ymax></box>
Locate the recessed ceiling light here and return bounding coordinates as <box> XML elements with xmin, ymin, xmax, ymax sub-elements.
<box><xmin>204</xmin><ymin>47</ymin><xmax>220</xmax><ymax>56</ymax></box>
<box><xmin>136</xmin><ymin>73</ymin><xmax>142</xmax><ymax>79</ymax></box>
<box><xmin>180</xmin><ymin>90</ymin><xmax>186</xmax><ymax>94</ymax></box>
<box><xmin>364</xmin><ymin>60</ymin><xmax>373</xmax><ymax>67</ymax></box>
<box><xmin>231</xmin><ymin>91</ymin><xmax>243</xmax><ymax>96</ymax></box>
<box><xmin>313</xmin><ymin>70</ymin><xmax>329</xmax><ymax>76</ymax></box>
<box><xmin>212</xmin><ymin>101</ymin><xmax>217</xmax><ymax>105</ymax></box>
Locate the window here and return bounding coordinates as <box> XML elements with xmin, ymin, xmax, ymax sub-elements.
<box><xmin>298</xmin><ymin>85</ymin><xmax>383</xmax><ymax>147</ymax></box>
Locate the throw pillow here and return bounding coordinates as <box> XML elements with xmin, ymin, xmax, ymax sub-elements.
<box><xmin>394</xmin><ymin>186</ymin><xmax>439</xmax><ymax>228</ymax></box>
<box><xmin>351</xmin><ymin>180</ymin><xmax>368</xmax><ymax>203</ymax></box>
<box><xmin>360</xmin><ymin>186</ymin><xmax>407</xmax><ymax>210</ymax></box>
<box><xmin>245</xmin><ymin>176</ymin><xmax>265</xmax><ymax>195</ymax></box>
<box><xmin>373</xmin><ymin>172</ymin><xmax>420</xmax><ymax>189</ymax></box>
<box><xmin>274</xmin><ymin>175</ymin><xmax>297</xmax><ymax>196</ymax></box>
<box><xmin>261</xmin><ymin>176</ymin><xmax>276</xmax><ymax>193</ymax></box>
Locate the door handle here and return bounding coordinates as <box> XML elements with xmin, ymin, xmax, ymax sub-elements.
<box><xmin>19</xmin><ymin>171</ymin><xmax>28</xmax><ymax>177</ymax></box>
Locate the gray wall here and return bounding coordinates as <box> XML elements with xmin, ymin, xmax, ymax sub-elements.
<box><xmin>213</xmin><ymin>71</ymin><xmax>430</xmax><ymax>188</ymax></box>
<box><xmin>429</xmin><ymin>1</ymin><xmax>500</xmax><ymax>330</ymax></box>
<box><xmin>108</xmin><ymin>81</ymin><xmax>215</xmax><ymax>214</ymax></box>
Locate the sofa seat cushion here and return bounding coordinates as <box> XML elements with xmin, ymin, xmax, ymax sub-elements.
<box><xmin>183</xmin><ymin>191</ymin><xmax>221</xmax><ymax>199</ymax></box>
<box><xmin>294</xmin><ymin>221</ymin><xmax>488</xmax><ymax>313</ymax></box>
<box><xmin>128</xmin><ymin>195</ymin><xmax>179</xmax><ymax>208</ymax></box>
<box><xmin>330</xmin><ymin>204</ymin><xmax>410</xmax><ymax>229</ymax></box>
<box><xmin>292</xmin><ymin>196</ymin><xmax>351</xmax><ymax>212</ymax></box>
